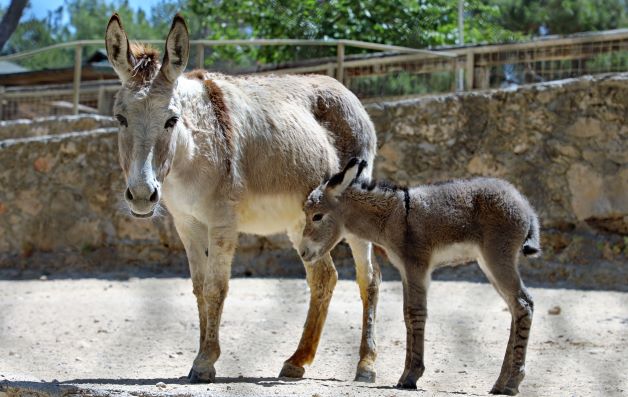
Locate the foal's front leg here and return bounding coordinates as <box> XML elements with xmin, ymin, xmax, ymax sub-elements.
<box><xmin>397</xmin><ymin>266</ymin><xmax>429</xmax><ymax>389</ymax></box>
<box><xmin>188</xmin><ymin>220</ymin><xmax>238</xmax><ymax>383</ymax></box>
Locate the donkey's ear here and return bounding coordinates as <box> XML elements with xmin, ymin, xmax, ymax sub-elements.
<box><xmin>161</xmin><ymin>14</ymin><xmax>189</xmax><ymax>82</ymax></box>
<box><xmin>326</xmin><ymin>158</ymin><xmax>367</xmax><ymax>197</ymax></box>
<box><xmin>105</xmin><ymin>13</ymin><xmax>135</xmax><ymax>82</ymax></box>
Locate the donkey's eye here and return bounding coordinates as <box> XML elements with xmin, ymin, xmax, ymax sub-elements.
<box><xmin>115</xmin><ymin>114</ymin><xmax>128</xmax><ymax>127</ymax></box>
<box><xmin>312</xmin><ymin>213</ymin><xmax>324</xmax><ymax>222</ymax></box>
<box><xmin>164</xmin><ymin>116</ymin><xmax>179</xmax><ymax>129</ymax></box>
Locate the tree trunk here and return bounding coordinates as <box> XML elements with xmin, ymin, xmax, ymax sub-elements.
<box><xmin>0</xmin><ymin>0</ymin><xmax>28</xmax><ymax>52</ymax></box>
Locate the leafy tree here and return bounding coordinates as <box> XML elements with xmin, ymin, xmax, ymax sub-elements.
<box><xmin>1</xmin><ymin>0</ymin><xmax>194</xmax><ymax>69</ymax></box>
<box><xmin>494</xmin><ymin>0</ymin><xmax>628</xmax><ymax>35</ymax></box>
<box><xmin>0</xmin><ymin>0</ymin><xmax>28</xmax><ymax>50</ymax></box>
<box><xmin>189</xmin><ymin>0</ymin><xmax>523</xmax><ymax>65</ymax></box>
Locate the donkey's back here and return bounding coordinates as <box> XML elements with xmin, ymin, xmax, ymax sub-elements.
<box><xmin>208</xmin><ymin>72</ymin><xmax>377</xmax><ymax>193</ymax></box>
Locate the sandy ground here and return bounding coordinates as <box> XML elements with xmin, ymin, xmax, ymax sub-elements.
<box><xmin>0</xmin><ymin>278</ymin><xmax>626</xmax><ymax>397</ymax></box>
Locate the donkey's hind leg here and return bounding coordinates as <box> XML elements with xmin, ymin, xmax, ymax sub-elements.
<box><xmin>346</xmin><ymin>235</ymin><xmax>381</xmax><ymax>382</ymax></box>
<box><xmin>280</xmin><ymin>225</ymin><xmax>338</xmax><ymax>378</ymax></box>
<box><xmin>479</xmin><ymin>247</ymin><xmax>534</xmax><ymax>396</ymax></box>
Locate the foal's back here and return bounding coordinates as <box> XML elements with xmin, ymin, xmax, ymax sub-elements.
<box><xmin>408</xmin><ymin>178</ymin><xmax>536</xmax><ymax>250</ymax></box>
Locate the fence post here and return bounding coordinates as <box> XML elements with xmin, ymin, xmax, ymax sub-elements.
<box><xmin>0</xmin><ymin>85</ymin><xmax>4</xmax><ymax>120</ymax></box>
<box><xmin>197</xmin><ymin>43</ymin><xmax>204</xmax><ymax>69</ymax></box>
<box><xmin>465</xmin><ymin>49</ymin><xmax>474</xmax><ymax>90</ymax></box>
<box><xmin>336</xmin><ymin>42</ymin><xmax>345</xmax><ymax>84</ymax></box>
<box><xmin>72</xmin><ymin>44</ymin><xmax>82</xmax><ymax>115</ymax></box>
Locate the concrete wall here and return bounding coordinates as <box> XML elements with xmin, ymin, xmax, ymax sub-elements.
<box><xmin>0</xmin><ymin>73</ymin><xmax>626</xmax><ymax>288</ymax></box>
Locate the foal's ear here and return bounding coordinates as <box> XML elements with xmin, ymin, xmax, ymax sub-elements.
<box><xmin>105</xmin><ymin>13</ymin><xmax>135</xmax><ymax>83</ymax></box>
<box><xmin>326</xmin><ymin>158</ymin><xmax>367</xmax><ymax>197</ymax></box>
<box><xmin>161</xmin><ymin>14</ymin><xmax>189</xmax><ymax>82</ymax></box>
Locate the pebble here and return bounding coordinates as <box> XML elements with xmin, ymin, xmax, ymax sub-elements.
<box><xmin>156</xmin><ymin>382</ymin><xmax>167</xmax><ymax>389</ymax></box>
<box><xmin>548</xmin><ymin>306</ymin><xmax>562</xmax><ymax>315</ymax></box>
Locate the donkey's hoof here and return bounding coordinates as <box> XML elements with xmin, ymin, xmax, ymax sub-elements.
<box><xmin>395</xmin><ymin>378</ymin><xmax>417</xmax><ymax>390</ymax></box>
<box><xmin>354</xmin><ymin>367</ymin><xmax>376</xmax><ymax>383</ymax></box>
<box><xmin>490</xmin><ymin>385</ymin><xmax>518</xmax><ymax>395</ymax></box>
<box><xmin>278</xmin><ymin>362</ymin><xmax>305</xmax><ymax>378</ymax></box>
<box><xmin>188</xmin><ymin>367</ymin><xmax>216</xmax><ymax>384</ymax></box>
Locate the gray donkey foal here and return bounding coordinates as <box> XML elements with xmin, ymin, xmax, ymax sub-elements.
<box><xmin>299</xmin><ymin>159</ymin><xmax>540</xmax><ymax>395</ymax></box>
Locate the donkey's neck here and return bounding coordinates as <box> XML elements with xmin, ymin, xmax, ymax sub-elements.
<box><xmin>340</xmin><ymin>186</ymin><xmax>405</xmax><ymax>247</ymax></box>
<box><xmin>169</xmin><ymin>76</ymin><xmax>223</xmax><ymax>177</ymax></box>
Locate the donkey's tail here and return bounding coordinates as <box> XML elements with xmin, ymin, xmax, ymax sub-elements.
<box><xmin>522</xmin><ymin>213</ymin><xmax>541</xmax><ymax>257</ymax></box>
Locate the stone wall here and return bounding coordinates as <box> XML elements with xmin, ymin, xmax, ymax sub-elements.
<box><xmin>0</xmin><ymin>73</ymin><xmax>626</xmax><ymax>289</ymax></box>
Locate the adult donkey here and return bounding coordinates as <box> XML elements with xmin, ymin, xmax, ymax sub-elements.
<box><xmin>105</xmin><ymin>14</ymin><xmax>380</xmax><ymax>383</ymax></box>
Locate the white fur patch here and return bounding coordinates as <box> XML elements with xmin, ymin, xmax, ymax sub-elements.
<box><xmin>429</xmin><ymin>242</ymin><xmax>482</xmax><ymax>268</ymax></box>
<box><xmin>236</xmin><ymin>194</ymin><xmax>304</xmax><ymax>235</ymax></box>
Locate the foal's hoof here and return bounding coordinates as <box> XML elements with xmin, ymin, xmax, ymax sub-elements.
<box><xmin>188</xmin><ymin>367</ymin><xmax>216</xmax><ymax>383</ymax></box>
<box><xmin>278</xmin><ymin>362</ymin><xmax>305</xmax><ymax>378</ymax></box>
<box><xmin>490</xmin><ymin>384</ymin><xmax>519</xmax><ymax>395</ymax></box>
<box><xmin>354</xmin><ymin>367</ymin><xmax>376</xmax><ymax>383</ymax></box>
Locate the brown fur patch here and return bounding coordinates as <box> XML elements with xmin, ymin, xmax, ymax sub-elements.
<box><xmin>203</xmin><ymin>79</ymin><xmax>233</xmax><ymax>172</ymax></box>
<box><xmin>184</xmin><ymin>69</ymin><xmax>206</xmax><ymax>80</ymax></box>
<box><xmin>128</xmin><ymin>43</ymin><xmax>161</xmax><ymax>84</ymax></box>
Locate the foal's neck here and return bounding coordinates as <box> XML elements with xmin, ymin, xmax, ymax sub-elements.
<box><xmin>340</xmin><ymin>185</ymin><xmax>405</xmax><ymax>247</ymax></box>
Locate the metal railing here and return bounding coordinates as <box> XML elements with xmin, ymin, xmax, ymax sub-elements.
<box><xmin>1</xmin><ymin>29</ymin><xmax>627</xmax><ymax>120</ymax></box>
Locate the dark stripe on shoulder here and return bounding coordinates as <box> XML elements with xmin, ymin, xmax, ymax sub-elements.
<box><xmin>203</xmin><ymin>79</ymin><xmax>233</xmax><ymax>171</ymax></box>
<box><xmin>402</xmin><ymin>186</ymin><xmax>410</xmax><ymax>217</ymax></box>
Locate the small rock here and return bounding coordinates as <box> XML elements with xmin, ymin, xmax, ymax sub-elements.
<box><xmin>513</xmin><ymin>143</ymin><xmax>528</xmax><ymax>154</ymax></box>
<box><xmin>75</xmin><ymin>357</ymin><xmax>82</xmax><ymax>362</ymax></box>
<box><xmin>548</xmin><ymin>306</ymin><xmax>561</xmax><ymax>315</ymax></box>
<box><xmin>39</xmin><ymin>275</ymin><xmax>48</xmax><ymax>281</ymax></box>
<box><xmin>156</xmin><ymin>382</ymin><xmax>167</xmax><ymax>389</ymax></box>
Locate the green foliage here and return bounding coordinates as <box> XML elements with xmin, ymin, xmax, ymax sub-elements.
<box><xmin>494</xmin><ymin>0</ymin><xmax>628</xmax><ymax>35</ymax></box>
<box><xmin>189</xmin><ymin>0</ymin><xmax>523</xmax><ymax>66</ymax></box>
<box><xmin>1</xmin><ymin>0</ymin><xmax>192</xmax><ymax>70</ymax></box>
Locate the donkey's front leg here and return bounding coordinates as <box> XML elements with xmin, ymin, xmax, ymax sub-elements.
<box><xmin>171</xmin><ymin>215</ymin><xmax>210</xmax><ymax>379</ymax></box>
<box><xmin>279</xmin><ymin>253</ymin><xmax>338</xmax><ymax>378</ymax></box>
<box><xmin>188</xmin><ymin>222</ymin><xmax>238</xmax><ymax>383</ymax></box>
<box><xmin>346</xmin><ymin>236</ymin><xmax>381</xmax><ymax>382</ymax></box>
<box><xmin>397</xmin><ymin>267</ymin><xmax>429</xmax><ymax>389</ymax></box>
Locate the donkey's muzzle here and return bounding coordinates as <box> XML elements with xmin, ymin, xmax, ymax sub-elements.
<box><xmin>125</xmin><ymin>182</ymin><xmax>160</xmax><ymax>217</ymax></box>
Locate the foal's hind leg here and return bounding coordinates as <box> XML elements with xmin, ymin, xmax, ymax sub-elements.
<box><xmin>479</xmin><ymin>248</ymin><xmax>534</xmax><ymax>396</ymax></box>
<box><xmin>280</xmin><ymin>225</ymin><xmax>338</xmax><ymax>378</ymax></box>
<box><xmin>396</xmin><ymin>265</ymin><xmax>430</xmax><ymax>389</ymax></box>
<box><xmin>347</xmin><ymin>236</ymin><xmax>381</xmax><ymax>382</ymax></box>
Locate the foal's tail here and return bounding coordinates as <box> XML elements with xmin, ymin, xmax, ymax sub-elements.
<box><xmin>522</xmin><ymin>214</ymin><xmax>541</xmax><ymax>257</ymax></box>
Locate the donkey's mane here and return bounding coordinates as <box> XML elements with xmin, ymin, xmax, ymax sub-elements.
<box><xmin>129</xmin><ymin>43</ymin><xmax>161</xmax><ymax>84</ymax></box>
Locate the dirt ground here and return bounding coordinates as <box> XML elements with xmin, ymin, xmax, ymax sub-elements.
<box><xmin>0</xmin><ymin>278</ymin><xmax>626</xmax><ymax>397</ymax></box>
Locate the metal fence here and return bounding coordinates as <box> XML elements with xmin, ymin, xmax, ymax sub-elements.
<box><xmin>1</xmin><ymin>29</ymin><xmax>627</xmax><ymax>120</ymax></box>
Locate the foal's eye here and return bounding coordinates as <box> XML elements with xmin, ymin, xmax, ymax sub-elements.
<box><xmin>164</xmin><ymin>116</ymin><xmax>179</xmax><ymax>129</ymax></box>
<box><xmin>115</xmin><ymin>114</ymin><xmax>128</xmax><ymax>127</ymax></box>
<box><xmin>312</xmin><ymin>213</ymin><xmax>324</xmax><ymax>222</ymax></box>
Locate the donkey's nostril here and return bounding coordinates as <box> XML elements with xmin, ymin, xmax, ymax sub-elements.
<box><xmin>149</xmin><ymin>188</ymin><xmax>159</xmax><ymax>203</ymax></box>
<box><xmin>125</xmin><ymin>187</ymin><xmax>134</xmax><ymax>201</ymax></box>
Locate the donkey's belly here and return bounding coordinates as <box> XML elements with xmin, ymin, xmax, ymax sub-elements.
<box><xmin>236</xmin><ymin>193</ymin><xmax>304</xmax><ymax>236</ymax></box>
